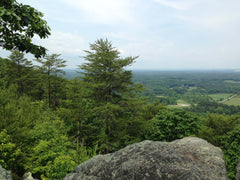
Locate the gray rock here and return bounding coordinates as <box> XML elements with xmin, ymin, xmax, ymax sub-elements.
<box><xmin>63</xmin><ymin>173</ymin><xmax>77</xmax><ymax>180</ymax></box>
<box><xmin>22</xmin><ymin>172</ymin><xmax>37</xmax><ymax>180</ymax></box>
<box><xmin>66</xmin><ymin>137</ymin><xmax>227</xmax><ymax>180</ymax></box>
<box><xmin>0</xmin><ymin>165</ymin><xmax>12</xmax><ymax>180</ymax></box>
<box><xmin>236</xmin><ymin>158</ymin><xmax>240</xmax><ymax>180</ymax></box>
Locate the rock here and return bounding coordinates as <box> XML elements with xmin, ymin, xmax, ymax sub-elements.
<box><xmin>0</xmin><ymin>165</ymin><xmax>12</xmax><ymax>180</ymax></box>
<box><xmin>22</xmin><ymin>172</ymin><xmax>37</xmax><ymax>180</ymax></box>
<box><xmin>63</xmin><ymin>173</ymin><xmax>77</xmax><ymax>180</ymax></box>
<box><xmin>236</xmin><ymin>158</ymin><xmax>240</xmax><ymax>180</ymax></box>
<box><xmin>66</xmin><ymin>137</ymin><xmax>227</xmax><ymax>180</ymax></box>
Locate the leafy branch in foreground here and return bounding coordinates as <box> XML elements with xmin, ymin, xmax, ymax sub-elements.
<box><xmin>0</xmin><ymin>0</ymin><xmax>50</xmax><ymax>57</ymax></box>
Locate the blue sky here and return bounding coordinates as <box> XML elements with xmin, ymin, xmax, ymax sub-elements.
<box><xmin>2</xmin><ymin>0</ymin><xmax>240</xmax><ymax>70</ymax></box>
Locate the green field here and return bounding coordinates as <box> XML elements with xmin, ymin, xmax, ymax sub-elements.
<box><xmin>222</xmin><ymin>95</ymin><xmax>240</xmax><ymax>106</ymax></box>
<box><xmin>168</xmin><ymin>99</ymin><xmax>190</xmax><ymax>109</ymax></box>
<box><xmin>224</xmin><ymin>80</ymin><xmax>240</xmax><ymax>84</ymax></box>
<box><xmin>208</xmin><ymin>93</ymin><xmax>232</xmax><ymax>101</ymax></box>
<box><xmin>177</xmin><ymin>99</ymin><xmax>189</xmax><ymax>105</ymax></box>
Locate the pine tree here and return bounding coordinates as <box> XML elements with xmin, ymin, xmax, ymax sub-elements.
<box><xmin>36</xmin><ymin>54</ymin><xmax>66</xmax><ymax>109</ymax></box>
<box><xmin>5</xmin><ymin>50</ymin><xmax>33</xmax><ymax>96</ymax></box>
<box><xmin>78</xmin><ymin>39</ymin><xmax>141</xmax><ymax>153</ymax></box>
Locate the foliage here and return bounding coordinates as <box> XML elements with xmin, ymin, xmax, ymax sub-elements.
<box><xmin>78</xmin><ymin>39</ymin><xmax>143</xmax><ymax>153</ymax></box>
<box><xmin>27</xmin><ymin>137</ymin><xmax>77</xmax><ymax>179</ymax></box>
<box><xmin>5</xmin><ymin>50</ymin><xmax>33</xmax><ymax>95</ymax></box>
<box><xmin>0</xmin><ymin>54</ymin><xmax>46</xmax><ymax>100</ymax></box>
<box><xmin>220</xmin><ymin>126</ymin><xmax>240</xmax><ymax>180</ymax></box>
<box><xmin>0</xmin><ymin>57</ymin><xmax>8</xmax><ymax>87</ymax></box>
<box><xmin>59</xmin><ymin>79</ymin><xmax>102</xmax><ymax>147</ymax></box>
<box><xmin>0</xmin><ymin>88</ymin><xmax>45</xmax><ymax>143</ymax></box>
<box><xmin>198</xmin><ymin>114</ymin><xmax>240</xmax><ymax>179</ymax></box>
<box><xmin>189</xmin><ymin>100</ymin><xmax>240</xmax><ymax>115</ymax></box>
<box><xmin>24</xmin><ymin>120</ymin><xmax>79</xmax><ymax>179</ymax></box>
<box><xmin>0</xmin><ymin>0</ymin><xmax>50</xmax><ymax>57</ymax></box>
<box><xmin>198</xmin><ymin>114</ymin><xmax>240</xmax><ymax>147</ymax></box>
<box><xmin>147</xmin><ymin>109</ymin><xmax>200</xmax><ymax>141</ymax></box>
<box><xmin>140</xmin><ymin>101</ymin><xmax>166</xmax><ymax>122</ymax></box>
<box><xmin>0</xmin><ymin>129</ymin><xmax>21</xmax><ymax>176</ymax></box>
<box><xmin>36</xmin><ymin>54</ymin><xmax>66</xmax><ymax>109</ymax></box>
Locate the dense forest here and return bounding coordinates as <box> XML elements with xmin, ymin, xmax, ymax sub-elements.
<box><xmin>1</xmin><ymin>48</ymin><xmax>240</xmax><ymax>180</ymax></box>
<box><xmin>1</xmin><ymin>1</ymin><xmax>240</xmax><ymax>180</ymax></box>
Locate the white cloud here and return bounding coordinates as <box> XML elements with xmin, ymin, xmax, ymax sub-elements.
<box><xmin>34</xmin><ymin>31</ymin><xmax>85</xmax><ymax>54</ymax></box>
<box><xmin>153</xmin><ymin>0</ymin><xmax>240</xmax><ymax>33</ymax></box>
<box><xmin>174</xmin><ymin>0</ymin><xmax>240</xmax><ymax>33</ymax></box>
<box><xmin>153</xmin><ymin>0</ymin><xmax>200</xmax><ymax>10</ymax></box>
<box><xmin>61</xmin><ymin>0</ymin><xmax>135</xmax><ymax>25</ymax></box>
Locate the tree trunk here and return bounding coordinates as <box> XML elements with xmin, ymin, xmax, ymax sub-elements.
<box><xmin>104</xmin><ymin>113</ymin><xmax>110</xmax><ymax>154</ymax></box>
<box><xmin>77</xmin><ymin>112</ymin><xmax>82</xmax><ymax>144</ymax></box>
<box><xmin>48</xmin><ymin>72</ymin><xmax>51</xmax><ymax>108</ymax></box>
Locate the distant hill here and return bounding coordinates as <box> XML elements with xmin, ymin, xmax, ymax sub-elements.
<box><xmin>62</xmin><ymin>69</ymin><xmax>240</xmax><ymax>80</ymax></box>
<box><xmin>63</xmin><ymin>69</ymin><xmax>80</xmax><ymax>79</ymax></box>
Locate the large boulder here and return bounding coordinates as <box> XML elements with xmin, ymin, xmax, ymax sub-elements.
<box><xmin>65</xmin><ymin>137</ymin><xmax>227</xmax><ymax>180</ymax></box>
<box><xmin>0</xmin><ymin>165</ymin><xmax>12</xmax><ymax>180</ymax></box>
<box><xmin>236</xmin><ymin>158</ymin><xmax>240</xmax><ymax>180</ymax></box>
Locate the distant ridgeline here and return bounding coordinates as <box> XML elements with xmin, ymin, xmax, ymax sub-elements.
<box><xmin>63</xmin><ymin>69</ymin><xmax>82</xmax><ymax>79</ymax></box>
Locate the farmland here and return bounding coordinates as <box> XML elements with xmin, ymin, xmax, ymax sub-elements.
<box><xmin>222</xmin><ymin>95</ymin><xmax>240</xmax><ymax>106</ymax></box>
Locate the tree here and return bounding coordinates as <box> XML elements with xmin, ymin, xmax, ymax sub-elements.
<box><xmin>5</xmin><ymin>50</ymin><xmax>33</xmax><ymax>95</ymax></box>
<box><xmin>0</xmin><ymin>52</ymin><xmax>45</xmax><ymax>99</ymax></box>
<box><xmin>197</xmin><ymin>114</ymin><xmax>240</xmax><ymax>180</ymax></box>
<box><xmin>147</xmin><ymin>109</ymin><xmax>200</xmax><ymax>142</ymax></box>
<box><xmin>220</xmin><ymin>126</ymin><xmax>240</xmax><ymax>180</ymax></box>
<box><xmin>59</xmin><ymin>79</ymin><xmax>100</xmax><ymax>147</ymax></box>
<box><xmin>0</xmin><ymin>0</ymin><xmax>50</xmax><ymax>57</ymax></box>
<box><xmin>0</xmin><ymin>129</ymin><xmax>21</xmax><ymax>177</ymax></box>
<box><xmin>78</xmin><ymin>39</ymin><xmax>141</xmax><ymax>153</ymax></box>
<box><xmin>36</xmin><ymin>54</ymin><xmax>66</xmax><ymax>109</ymax></box>
<box><xmin>25</xmin><ymin>119</ymin><xmax>79</xmax><ymax>179</ymax></box>
<box><xmin>0</xmin><ymin>57</ymin><xmax>8</xmax><ymax>87</ymax></box>
<box><xmin>198</xmin><ymin>114</ymin><xmax>240</xmax><ymax>146</ymax></box>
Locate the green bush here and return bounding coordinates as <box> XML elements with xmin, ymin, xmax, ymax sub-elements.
<box><xmin>221</xmin><ymin>126</ymin><xmax>240</xmax><ymax>180</ymax></box>
<box><xmin>147</xmin><ymin>109</ymin><xmax>200</xmax><ymax>141</ymax></box>
<box><xmin>0</xmin><ymin>129</ymin><xmax>22</xmax><ymax>176</ymax></box>
<box><xmin>198</xmin><ymin>114</ymin><xmax>240</xmax><ymax>146</ymax></box>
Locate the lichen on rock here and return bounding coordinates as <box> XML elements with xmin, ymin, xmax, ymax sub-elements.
<box><xmin>0</xmin><ymin>165</ymin><xmax>12</xmax><ymax>180</ymax></box>
<box><xmin>65</xmin><ymin>137</ymin><xmax>227</xmax><ymax>180</ymax></box>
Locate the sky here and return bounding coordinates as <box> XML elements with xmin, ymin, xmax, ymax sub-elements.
<box><xmin>2</xmin><ymin>0</ymin><xmax>240</xmax><ymax>70</ymax></box>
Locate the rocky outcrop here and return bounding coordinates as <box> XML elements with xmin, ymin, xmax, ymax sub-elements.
<box><xmin>65</xmin><ymin>137</ymin><xmax>227</xmax><ymax>180</ymax></box>
<box><xmin>0</xmin><ymin>165</ymin><xmax>12</xmax><ymax>180</ymax></box>
<box><xmin>236</xmin><ymin>158</ymin><xmax>240</xmax><ymax>180</ymax></box>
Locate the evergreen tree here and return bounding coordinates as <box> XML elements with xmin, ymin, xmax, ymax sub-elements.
<box><xmin>1</xmin><ymin>51</ymin><xmax>45</xmax><ymax>100</ymax></box>
<box><xmin>0</xmin><ymin>57</ymin><xmax>8</xmax><ymax>87</ymax></box>
<box><xmin>61</xmin><ymin>79</ymin><xmax>106</xmax><ymax>148</ymax></box>
<box><xmin>78</xmin><ymin>39</ymin><xmax>141</xmax><ymax>153</ymax></box>
<box><xmin>5</xmin><ymin>50</ymin><xmax>33</xmax><ymax>96</ymax></box>
<box><xmin>36</xmin><ymin>54</ymin><xmax>66</xmax><ymax>109</ymax></box>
